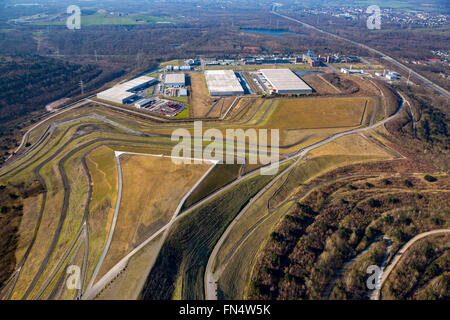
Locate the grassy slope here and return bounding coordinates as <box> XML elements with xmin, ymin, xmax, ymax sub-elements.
<box><xmin>97</xmin><ymin>154</ymin><xmax>210</xmax><ymax>279</ymax></box>
<box><xmin>141</xmin><ymin>171</ymin><xmax>277</xmax><ymax>300</ymax></box>
<box><xmin>184</xmin><ymin>164</ymin><xmax>242</xmax><ymax>208</ymax></box>
<box><xmin>217</xmin><ymin>132</ymin><xmax>394</xmax><ymax>299</ymax></box>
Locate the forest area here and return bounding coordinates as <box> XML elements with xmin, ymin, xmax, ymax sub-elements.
<box><xmin>0</xmin><ymin>55</ymin><xmax>128</xmax><ymax>165</ymax></box>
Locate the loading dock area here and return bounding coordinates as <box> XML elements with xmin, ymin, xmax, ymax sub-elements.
<box><xmin>259</xmin><ymin>68</ymin><xmax>312</xmax><ymax>94</ymax></box>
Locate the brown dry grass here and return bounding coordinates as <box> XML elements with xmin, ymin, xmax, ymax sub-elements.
<box><xmin>10</xmin><ymin>163</ymin><xmax>65</xmax><ymax>300</ymax></box>
<box><xmin>15</xmin><ymin>194</ymin><xmax>42</xmax><ymax>265</ymax></box>
<box><xmin>188</xmin><ymin>72</ymin><xmax>217</xmax><ymax>117</ymax></box>
<box><xmin>224</xmin><ymin>98</ymin><xmax>257</xmax><ymax>121</ymax></box>
<box><xmin>84</xmin><ymin>146</ymin><xmax>118</xmax><ymax>288</ymax></box>
<box><xmin>97</xmin><ymin>154</ymin><xmax>211</xmax><ymax>279</ymax></box>
<box><xmin>309</xmin><ymin>133</ymin><xmax>392</xmax><ymax>159</ymax></box>
<box><xmin>302</xmin><ymin>74</ymin><xmax>341</xmax><ymax>94</ymax></box>
<box><xmin>95</xmin><ymin>233</ymin><xmax>164</xmax><ymax>300</ymax></box>
<box><xmin>263</xmin><ymin>97</ymin><xmax>370</xmax><ymax>129</ymax></box>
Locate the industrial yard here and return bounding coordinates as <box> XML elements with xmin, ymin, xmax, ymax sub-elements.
<box><xmin>95</xmin><ymin>57</ymin><xmax>319</xmax><ymax>120</ymax></box>
<box><xmin>93</xmin><ymin>61</ymin><xmax>381</xmax><ymax>124</ymax></box>
<box><xmin>256</xmin><ymin>68</ymin><xmax>312</xmax><ymax>94</ymax></box>
<box><xmin>96</xmin><ymin>73</ymin><xmax>188</xmax><ymax>117</ymax></box>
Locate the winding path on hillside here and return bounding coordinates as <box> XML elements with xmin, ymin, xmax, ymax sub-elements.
<box><xmin>204</xmin><ymin>92</ymin><xmax>407</xmax><ymax>300</ymax></box>
<box><xmin>83</xmin><ymin>152</ymin><xmax>218</xmax><ymax>300</ymax></box>
<box><xmin>376</xmin><ymin>229</ymin><xmax>450</xmax><ymax>299</ymax></box>
<box><xmin>1</xmin><ymin>84</ymin><xmax>407</xmax><ymax>300</ymax></box>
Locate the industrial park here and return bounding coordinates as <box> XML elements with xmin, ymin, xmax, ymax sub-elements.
<box><xmin>95</xmin><ymin>51</ymin><xmax>325</xmax><ymax>117</ymax></box>
<box><xmin>94</xmin><ymin>49</ymin><xmax>406</xmax><ymax>121</ymax></box>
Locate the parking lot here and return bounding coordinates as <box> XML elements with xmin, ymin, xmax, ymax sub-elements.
<box><xmin>135</xmin><ymin>97</ymin><xmax>186</xmax><ymax>117</ymax></box>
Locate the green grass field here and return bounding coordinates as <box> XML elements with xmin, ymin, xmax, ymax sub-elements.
<box><xmin>174</xmin><ymin>106</ymin><xmax>190</xmax><ymax>119</ymax></box>
<box><xmin>168</xmin><ymin>96</ymin><xmax>188</xmax><ymax>104</ymax></box>
<box><xmin>33</xmin><ymin>14</ymin><xmax>175</xmax><ymax>26</ymax></box>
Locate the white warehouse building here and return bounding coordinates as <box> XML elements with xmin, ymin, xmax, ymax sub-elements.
<box><xmin>165</xmin><ymin>73</ymin><xmax>186</xmax><ymax>88</ymax></box>
<box><xmin>259</xmin><ymin>69</ymin><xmax>312</xmax><ymax>94</ymax></box>
<box><xmin>204</xmin><ymin>70</ymin><xmax>244</xmax><ymax>96</ymax></box>
<box><xmin>97</xmin><ymin>76</ymin><xmax>157</xmax><ymax>104</ymax></box>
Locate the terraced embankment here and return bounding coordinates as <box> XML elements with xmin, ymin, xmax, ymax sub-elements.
<box><xmin>1</xmin><ymin>80</ymin><xmax>430</xmax><ymax>301</ymax></box>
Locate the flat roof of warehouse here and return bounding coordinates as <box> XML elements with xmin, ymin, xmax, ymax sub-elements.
<box><xmin>97</xmin><ymin>76</ymin><xmax>156</xmax><ymax>101</ymax></box>
<box><xmin>118</xmin><ymin>76</ymin><xmax>156</xmax><ymax>91</ymax></box>
<box><xmin>165</xmin><ymin>73</ymin><xmax>185</xmax><ymax>84</ymax></box>
<box><xmin>259</xmin><ymin>68</ymin><xmax>312</xmax><ymax>91</ymax></box>
<box><xmin>97</xmin><ymin>87</ymin><xmax>136</xmax><ymax>101</ymax></box>
<box><xmin>204</xmin><ymin>70</ymin><xmax>244</xmax><ymax>93</ymax></box>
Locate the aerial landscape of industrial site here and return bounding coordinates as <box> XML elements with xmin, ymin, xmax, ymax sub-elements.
<box><xmin>0</xmin><ymin>0</ymin><xmax>448</xmax><ymax>313</ymax></box>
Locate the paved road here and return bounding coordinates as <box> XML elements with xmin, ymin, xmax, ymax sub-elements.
<box><xmin>14</xmin><ymin>114</ymin><xmax>153</xmax><ymax>299</ymax></box>
<box><xmin>1</xmin><ymin>112</ymin><xmax>151</xmax><ymax>297</ymax></box>
<box><xmin>325</xmin><ymin>236</ymin><xmax>392</xmax><ymax>300</ymax></box>
<box><xmin>324</xmin><ymin>238</ymin><xmax>382</xmax><ymax>299</ymax></box>
<box><xmin>272</xmin><ymin>11</ymin><xmax>450</xmax><ymax>101</ymax></box>
<box><xmin>1</xmin><ymin>102</ymin><xmax>293</xmax><ymax>299</ymax></box>
<box><xmin>20</xmin><ymin>138</ymin><xmax>180</xmax><ymax>299</ymax></box>
<box><xmin>1</xmin><ymin>98</ymin><xmax>93</xmax><ymax>171</ymax></box>
<box><xmin>0</xmin><ymin>113</ymin><xmax>144</xmax><ymax>179</ymax></box>
<box><xmin>378</xmin><ymin>228</ymin><xmax>450</xmax><ymax>298</ymax></box>
<box><xmin>4</xmin><ymin>131</ymin><xmax>175</xmax><ymax>299</ymax></box>
<box><xmin>21</xmin><ymin>132</ymin><xmax>107</xmax><ymax>299</ymax></box>
<box><xmin>205</xmin><ymin>158</ymin><xmax>300</xmax><ymax>300</ymax></box>
<box><xmin>369</xmin><ymin>236</ymin><xmax>393</xmax><ymax>300</ymax></box>
<box><xmin>404</xmin><ymin>98</ymin><xmax>416</xmax><ymax>138</ymax></box>
<box><xmin>33</xmin><ymin>222</ymin><xmax>86</xmax><ymax>299</ymax></box>
<box><xmin>85</xmin><ymin>152</ymin><xmax>124</xmax><ymax>292</ymax></box>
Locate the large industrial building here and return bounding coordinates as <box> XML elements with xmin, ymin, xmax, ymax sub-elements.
<box><xmin>165</xmin><ymin>73</ymin><xmax>185</xmax><ymax>88</ymax></box>
<box><xmin>259</xmin><ymin>69</ymin><xmax>312</xmax><ymax>94</ymax></box>
<box><xmin>97</xmin><ymin>76</ymin><xmax>157</xmax><ymax>104</ymax></box>
<box><xmin>205</xmin><ymin>70</ymin><xmax>244</xmax><ymax>96</ymax></box>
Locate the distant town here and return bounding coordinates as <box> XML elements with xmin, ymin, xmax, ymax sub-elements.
<box><xmin>297</xmin><ymin>6</ymin><xmax>449</xmax><ymax>27</ymax></box>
